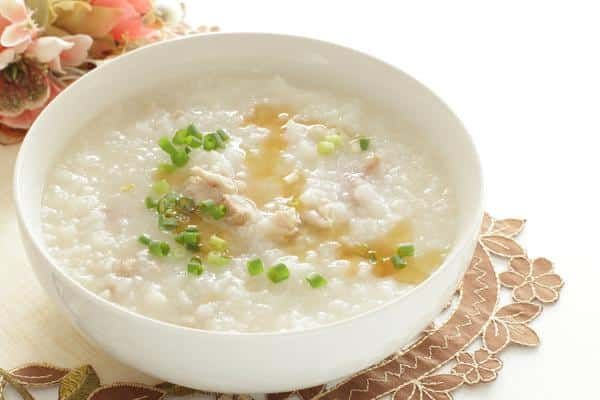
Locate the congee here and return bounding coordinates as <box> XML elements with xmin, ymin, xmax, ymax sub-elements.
<box><xmin>41</xmin><ymin>76</ymin><xmax>457</xmax><ymax>332</ymax></box>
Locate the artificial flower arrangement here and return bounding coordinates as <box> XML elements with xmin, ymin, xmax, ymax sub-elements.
<box><xmin>0</xmin><ymin>0</ymin><xmax>213</xmax><ymax>144</ymax></box>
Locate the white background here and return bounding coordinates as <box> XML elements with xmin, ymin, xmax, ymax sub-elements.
<box><xmin>2</xmin><ymin>1</ymin><xmax>599</xmax><ymax>398</ymax></box>
<box><xmin>185</xmin><ymin>1</ymin><xmax>599</xmax><ymax>398</ymax></box>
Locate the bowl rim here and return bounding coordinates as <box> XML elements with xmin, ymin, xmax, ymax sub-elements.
<box><xmin>14</xmin><ymin>31</ymin><xmax>484</xmax><ymax>338</ymax></box>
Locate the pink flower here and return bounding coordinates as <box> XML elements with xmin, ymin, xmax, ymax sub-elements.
<box><xmin>0</xmin><ymin>46</ymin><xmax>15</xmax><ymax>68</ymax></box>
<box><xmin>26</xmin><ymin>34</ymin><xmax>92</xmax><ymax>72</ymax></box>
<box><xmin>0</xmin><ymin>60</ymin><xmax>62</xmax><ymax>130</ymax></box>
<box><xmin>128</xmin><ymin>0</ymin><xmax>152</xmax><ymax>14</ymax></box>
<box><xmin>0</xmin><ymin>0</ymin><xmax>39</xmax><ymax>68</ymax></box>
<box><xmin>1</xmin><ymin>33</ymin><xmax>90</xmax><ymax>131</ymax></box>
<box><xmin>91</xmin><ymin>0</ymin><xmax>154</xmax><ymax>41</ymax></box>
<box><xmin>0</xmin><ymin>80</ymin><xmax>61</xmax><ymax>129</ymax></box>
<box><xmin>58</xmin><ymin>35</ymin><xmax>93</xmax><ymax>68</ymax></box>
<box><xmin>0</xmin><ymin>0</ymin><xmax>37</xmax><ymax>48</ymax></box>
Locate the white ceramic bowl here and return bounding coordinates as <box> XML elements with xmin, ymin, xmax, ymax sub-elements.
<box><xmin>14</xmin><ymin>33</ymin><xmax>483</xmax><ymax>393</ymax></box>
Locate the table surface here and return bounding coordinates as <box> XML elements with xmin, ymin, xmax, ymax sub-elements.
<box><xmin>1</xmin><ymin>1</ymin><xmax>599</xmax><ymax>399</ymax></box>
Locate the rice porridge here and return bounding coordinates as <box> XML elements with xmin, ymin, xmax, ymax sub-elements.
<box><xmin>41</xmin><ymin>76</ymin><xmax>457</xmax><ymax>332</ymax></box>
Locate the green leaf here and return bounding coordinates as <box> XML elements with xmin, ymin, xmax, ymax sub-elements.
<box><xmin>25</xmin><ymin>0</ymin><xmax>53</xmax><ymax>28</ymax></box>
<box><xmin>58</xmin><ymin>365</ymin><xmax>100</xmax><ymax>400</ymax></box>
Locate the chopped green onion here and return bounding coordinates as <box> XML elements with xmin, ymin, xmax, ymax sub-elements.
<box><xmin>157</xmin><ymin>200</ymin><xmax>170</xmax><ymax>215</ymax></box>
<box><xmin>317</xmin><ymin>140</ymin><xmax>335</xmax><ymax>155</ymax></box>
<box><xmin>214</xmin><ymin>135</ymin><xmax>225</xmax><ymax>149</ymax></box>
<box><xmin>181</xmin><ymin>230</ymin><xmax>200</xmax><ymax>251</ymax></box>
<box><xmin>268</xmin><ymin>263</ymin><xmax>290</xmax><ymax>283</ymax></box>
<box><xmin>174</xmin><ymin>232</ymin><xmax>185</xmax><ymax>244</ymax></box>
<box><xmin>138</xmin><ymin>234</ymin><xmax>152</xmax><ymax>246</ymax></box>
<box><xmin>178</xmin><ymin>196</ymin><xmax>195</xmax><ymax>213</ymax></box>
<box><xmin>187</xmin><ymin>263</ymin><xmax>203</xmax><ymax>275</ymax></box>
<box><xmin>157</xmin><ymin>192</ymin><xmax>179</xmax><ymax>215</ymax></box>
<box><xmin>149</xmin><ymin>240</ymin><xmax>170</xmax><ymax>257</ymax></box>
<box><xmin>148</xmin><ymin>241</ymin><xmax>162</xmax><ymax>256</ymax></box>
<box><xmin>187</xmin><ymin>257</ymin><xmax>204</xmax><ymax>275</ymax></box>
<box><xmin>208</xmin><ymin>234</ymin><xmax>227</xmax><ymax>251</ymax></box>
<box><xmin>152</xmin><ymin>179</ymin><xmax>170</xmax><ymax>196</ymax></box>
<box><xmin>172</xmin><ymin>128</ymin><xmax>189</xmax><ymax>145</ymax></box>
<box><xmin>200</xmin><ymin>199</ymin><xmax>226</xmax><ymax>220</ymax></box>
<box><xmin>216</xmin><ymin>129</ymin><xmax>230</xmax><ymax>141</ymax></box>
<box><xmin>183</xmin><ymin>231</ymin><xmax>199</xmax><ymax>246</ymax></box>
<box><xmin>158</xmin><ymin>162</ymin><xmax>176</xmax><ymax>174</ymax></box>
<box><xmin>199</xmin><ymin>199</ymin><xmax>215</xmax><ymax>210</ymax></box>
<box><xmin>187</xmin><ymin>136</ymin><xmax>203</xmax><ymax>148</ymax></box>
<box><xmin>139</xmin><ymin>235</ymin><xmax>169</xmax><ymax>257</ymax></box>
<box><xmin>210</xmin><ymin>204</ymin><xmax>226</xmax><ymax>219</ymax></box>
<box><xmin>187</xmin><ymin>124</ymin><xmax>201</xmax><ymax>138</ymax></box>
<box><xmin>324</xmin><ymin>134</ymin><xmax>342</xmax><ymax>147</ymax></box>
<box><xmin>203</xmin><ymin>133</ymin><xmax>219</xmax><ymax>151</ymax></box>
<box><xmin>396</xmin><ymin>243</ymin><xmax>415</xmax><ymax>257</ymax></box>
<box><xmin>170</xmin><ymin>149</ymin><xmax>189</xmax><ymax>167</ymax></box>
<box><xmin>391</xmin><ymin>255</ymin><xmax>408</xmax><ymax>269</ymax></box>
<box><xmin>186</xmin><ymin>243</ymin><xmax>200</xmax><ymax>252</ymax></box>
<box><xmin>207</xmin><ymin>251</ymin><xmax>230</xmax><ymax>266</ymax></box>
<box><xmin>247</xmin><ymin>258</ymin><xmax>264</xmax><ymax>276</ymax></box>
<box><xmin>306</xmin><ymin>273</ymin><xmax>327</xmax><ymax>288</ymax></box>
<box><xmin>158</xmin><ymin>136</ymin><xmax>178</xmax><ymax>156</ymax></box>
<box><xmin>158</xmin><ymin>214</ymin><xmax>178</xmax><ymax>230</ymax></box>
<box><xmin>359</xmin><ymin>137</ymin><xmax>370</xmax><ymax>151</ymax></box>
<box><xmin>145</xmin><ymin>196</ymin><xmax>157</xmax><ymax>209</ymax></box>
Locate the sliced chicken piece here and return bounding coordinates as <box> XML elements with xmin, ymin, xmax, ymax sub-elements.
<box><xmin>223</xmin><ymin>194</ymin><xmax>257</xmax><ymax>226</ymax></box>
<box><xmin>345</xmin><ymin>173</ymin><xmax>388</xmax><ymax>217</ymax></box>
<box><xmin>183</xmin><ymin>175</ymin><xmax>211</xmax><ymax>201</ymax></box>
<box><xmin>266</xmin><ymin>206</ymin><xmax>301</xmax><ymax>241</ymax></box>
<box><xmin>298</xmin><ymin>186</ymin><xmax>329</xmax><ymax>210</ymax></box>
<box><xmin>191</xmin><ymin>166</ymin><xmax>238</xmax><ymax>193</ymax></box>
<box><xmin>361</xmin><ymin>153</ymin><xmax>380</xmax><ymax>174</ymax></box>
<box><xmin>301</xmin><ymin>201</ymin><xmax>349</xmax><ymax>229</ymax></box>
<box><xmin>184</xmin><ymin>167</ymin><xmax>240</xmax><ymax>202</ymax></box>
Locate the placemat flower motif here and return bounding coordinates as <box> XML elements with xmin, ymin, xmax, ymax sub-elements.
<box><xmin>499</xmin><ymin>257</ymin><xmax>562</xmax><ymax>303</ymax></box>
<box><xmin>452</xmin><ymin>349</ymin><xmax>502</xmax><ymax>384</ymax></box>
<box><xmin>0</xmin><ymin>213</ymin><xmax>564</xmax><ymax>400</ymax></box>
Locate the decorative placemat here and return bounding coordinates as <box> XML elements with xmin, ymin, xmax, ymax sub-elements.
<box><xmin>0</xmin><ymin>212</ymin><xmax>564</xmax><ymax>400</ymax></box>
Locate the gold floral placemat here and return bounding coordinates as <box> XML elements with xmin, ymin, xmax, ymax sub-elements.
<box><xmin>0</xmin><ymin>212</ymin><xmax>563</xmax><ymax>400</ymax></box>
